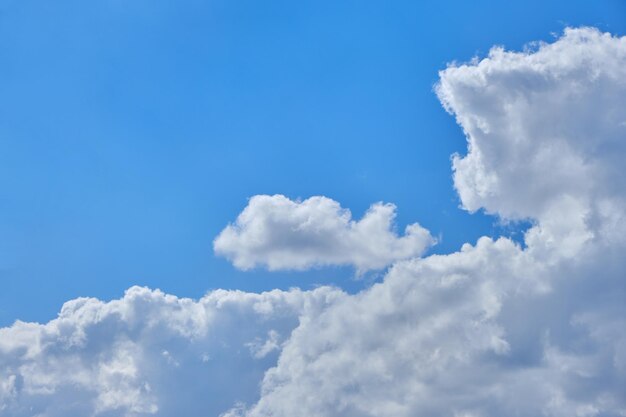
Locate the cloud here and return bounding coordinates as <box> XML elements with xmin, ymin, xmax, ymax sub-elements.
<box><xmin>0</xmin><ymin>285</ymin><xmax>344</xmax><ymax>416</ymax></box>
<box><xmin>214</xmin><ymin>195</ymin><xmax>434</xmax><ymax>272</ymax></box>
<box><xmin>223</xmin><ymin>28</ymin><xmax>626</xmax><ymax>417</ymax></box>
<box><xmin>233</xmin><ymin>239</ymin><xmax>624</xmax><ymax>417</ymax></box>
<box><xmin>1</xmin><ymin>27</ymin><xmax>625</xmax><ymax>417</ymax></box>
<box><xmin>436</xmin><ymin>27</ymin><xmax>626</xmax><ymax>255</ymax></box>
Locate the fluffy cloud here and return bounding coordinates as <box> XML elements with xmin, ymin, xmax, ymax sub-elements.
<box><xmin>436</xmin><ymin>27</ymin><xmax>626</xmax><ymax>255</ymax></box>
<box><xmin>1</xmin><ymin>27</ymin><xmax>625</xmax><ymax>417</ymax></box>
<box><xmin>0</xmin><ymin>285</ymin><xmax>344</xmax><ymax>416</ymax></box>
<box><xmin>226</xmin><ymin>250</ymin><xmax>600</xmax><ymax>416</ymax></box>
<box><xmin>232</xmin><ymin>239</ymin><xmax>624</xmax><ymax>417</ymax></box>
<box><xmin>214</xmin><ymin>195</ymin><xmax>434</xmax><ymax>272</ymax></box>
<box><xmin>223</xmin><ymin>28</ymin><xmax>626</xmax><ymax>417</ymax></box>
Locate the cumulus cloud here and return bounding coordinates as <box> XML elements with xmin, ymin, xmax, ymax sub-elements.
<box><xmin>436</xmin><ymin>27</ymin><xmax>626</xmax><ymax>254</ymax></box>
<box><xmin>222</xmin><ymin>27</ymin><xmax>626</xmax><ymax>417</ymax></box>
<box><xmin>1</xmin><ymin>27</ymin><xmax>625</xmax><ymax>417</ymax></box>
<box><xmin>213</xmin><ymin>195</ymin><xmax>434</xmax><ymax>272</ymax></box>
<box><xmin>0</xmin><ymin>285</ymin><xmax>344</xmax><ymax>416</ymax></box>
<box><xmin>233</xmin><ymin>239</ymin><xmax>624</xmax><ymax>417</ymax></box>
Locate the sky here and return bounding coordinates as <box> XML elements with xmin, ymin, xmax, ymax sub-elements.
<box><xmin>1</xmin><ymin>1</ymin><xmax>626</xmax><ymax>417</ymax></box>
<box><xmin>1</xmin><ymin>0</ymin><xmax>624</xmax><ymax>326</ymax></box>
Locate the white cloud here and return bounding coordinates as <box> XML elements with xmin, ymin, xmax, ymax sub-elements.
<box><xmin>0</xmin><ymin>286</ymin><xmax>344</xmax><ymax>417</ymax></box>
<box><xmin>436</xmin><ymin>27</ymin><xmax>626</xmax><ymax>255</ymax></box>
<box><xmin>234</xmin><ymin>237</ymin><xmax>624</xmax><ymax>417</ymax></box>
<box><xmin>223</xmin><ymin>28</ymin><xmax>626</xmax><ymax>417</ymax></box>
<box><xmin>213</xmin><ymin>195</ymin><xmax>434</xmax><ymax>272</ymax></box>
<box><xmin>1</xmin><ymin>27</ymin><xmax>625</xmax><ymax>417</ymax></box>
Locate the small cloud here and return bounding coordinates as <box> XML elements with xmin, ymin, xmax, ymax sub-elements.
<box><xmin>214</xmin><ymin>195</ymin><xmax>434</xmax><ymax>273</ymax></box>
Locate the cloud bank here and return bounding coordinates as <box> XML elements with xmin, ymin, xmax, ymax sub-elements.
<box><xmin>214</xmin><ymin>195</ymin><xmax>434</xmax><ymax>272</ymax></box>
<box><xmin>0</xmin><ymin>286</ymin><xmax>343</xmax><ymax>416</ymax></box>
<box><xmin>1</xmin><ymin>27</ymin><xmax>625</xmax><ymax>417</ymax></box>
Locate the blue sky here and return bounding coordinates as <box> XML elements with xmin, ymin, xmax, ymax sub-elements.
<box><xmin>1</xmin><ymin>0</ymin><xmax>624</xmax><ymax>327</ymax></box>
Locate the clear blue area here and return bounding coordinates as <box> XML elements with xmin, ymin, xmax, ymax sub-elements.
<box><xmin>1</xmin><ymin>0</ymin><xmax>624</xmax><ymax>326</ymax></box>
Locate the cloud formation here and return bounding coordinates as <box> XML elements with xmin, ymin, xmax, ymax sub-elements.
<box><xmin>1</xmin><ymin>27</ymin><xmax>625</xmax><ymax>417</ymax></box>
<box><xmin>0</xmin><ymin>285</ymin><xmax>344</xmax><ymax>416</ymax></box>
<box><xmin>214</xmin><ymin>195</ymin><xmax>434</xmax><ymax>272</ymax></box>
<box><xmin>224</xmin><ymin>27</ymin><xmax>626</xmax><ymax>417</ymax></box>
<box><xmin>235</xmin><ymin>239</ymin><xmax>625</xmax><ymax>417</ymax></box>
<box><xmin>436</xmin><ymin>27</ymin><xmax>626</xmax><ymax>255</ymax></box>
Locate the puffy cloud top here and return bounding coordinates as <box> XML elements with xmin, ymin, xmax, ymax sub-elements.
<box><xmin>214</xmin><ymin>195</ymin><xmax>434</xmax><ymax>272</ymax></box>
<box><xmin>436</xmin><ymin>28</ymin><xmax>626</xmax><ymax>253</ymax></box>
